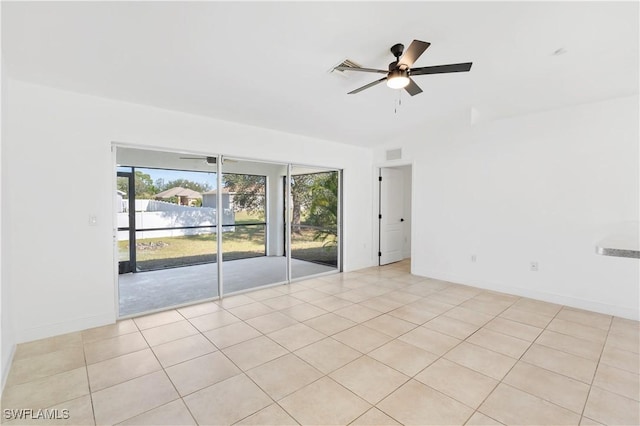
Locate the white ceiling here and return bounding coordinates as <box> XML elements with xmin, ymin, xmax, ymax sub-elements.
<box><xmin>2</xmin><ymin>1</ymin><xmax>638</xmax><ymax>147</ymax></box>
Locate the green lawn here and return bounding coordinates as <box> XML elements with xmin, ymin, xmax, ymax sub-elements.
<box><xmin>119</xmin><ymin>225</ymin><xmax>337</xmax><ymax>271</ymax></box>
<box><xmin>233</xmin><ymin>210</ymin><xmax>265</xmax><ymax>224</ymax></box>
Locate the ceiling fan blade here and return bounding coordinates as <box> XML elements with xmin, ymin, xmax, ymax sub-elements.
<box><xmin>348</xmin><ymin>77</ymin><xmax>387</xmax><ymax>94</ymax></box>
<box><xmin>179</xmin><ymin>156</ymin><xmax>219</xmax><ymax>164</ymax></box>
<box><xmin>404</xmin><ymin>78</ymin><xmax>423</xmax><ymax>96</ymax></box>
<box><xmin>410</xmin><ymin>62</ymin><xmax>473</xmax><ymax>76</ymax></box>
<box><xmin>335</xmin><ymin>66</ymin><xmax>388</xmax><ymax>74</ymax></box>
<box><xmin>398</xmin><ymin>40</ymin><xmax>431</xmax><ymax>68</ymax></box>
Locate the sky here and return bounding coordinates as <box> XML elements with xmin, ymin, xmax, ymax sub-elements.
<box><xmin>119</xmin><ymin>166</ymin><xmax>218</xmax><ymax>189</ymax></box>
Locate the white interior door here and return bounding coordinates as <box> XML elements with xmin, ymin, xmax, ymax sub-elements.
<box><xmin>379</xmin><ymin>168</ymin><xmax>404</xmax><ymax>265</ymax></box>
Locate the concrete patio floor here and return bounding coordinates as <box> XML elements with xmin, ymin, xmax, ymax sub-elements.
<box><xmin>118</xmin><ymin>256</ymin><xmax>336</xmax><ymax>316</ymax></box>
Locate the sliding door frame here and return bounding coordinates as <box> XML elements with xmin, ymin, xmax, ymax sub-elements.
<box><xmin>216</xmin><ymin>155</ymin><xmax>223</xmax><ymax>298</ymax></box>
<box><xmin>116</xmin><ymin>170</ymin><xmax>136</xmax><ymax>273</ymax></box>
<box><xmin>112</xmin><ymin>143</ymin><xmax>343</xmax><ymax>318</ymax></box>
<box><xmin>286</xmin><ymin>164</ymin><xmax>292</xmax><ymax>282</ymax></box>
<box><xmin>288</xmin><ymin>167</ymin><xmax>342</xmax><ymax>282</ymax></box>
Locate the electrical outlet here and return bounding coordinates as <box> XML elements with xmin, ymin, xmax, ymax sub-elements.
<box><xmin>530</xmin><ymin>261</ymin><xmax>539</xmax><ymax>272</ymax></box>
<box><xmin>88</xmin><ymin>215</ymin><xmax>98</xmax><ymax>226</ymax></box>
<box><xmin>471</xmin><ymin>255</ymin><xmax>477</xmax><ymax>262</ymax></box>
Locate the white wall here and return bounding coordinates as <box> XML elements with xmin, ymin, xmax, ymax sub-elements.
<box><xmin>4</xmin><ymin>79</ymin><xmax>374</xmax><ymax>345</ymax></box>
<box><xmin>1</xmin><ymin>51</ymin><xmax>16</xmax><ymax>392</ymax></box>
<box><xmin>374</xmin><ymin>95</ymin><xmax>639</xmax><ymax>320</ymax></box>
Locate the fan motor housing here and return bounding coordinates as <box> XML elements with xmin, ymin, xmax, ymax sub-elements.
<box><xmin>390</xmin><ymin>43</ymin><xmax>404</xmax><ymax>58</ymax></box>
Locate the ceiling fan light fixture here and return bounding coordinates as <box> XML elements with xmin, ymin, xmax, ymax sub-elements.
<box><xmin>386</xmin><ymin>69</ymin><xmax>410</xmax><ymax>89</ymax></box>
<box><xmin>339</xmin><ymin>40</ymin><xmax>471</xmax><ymax>96</ymax></box>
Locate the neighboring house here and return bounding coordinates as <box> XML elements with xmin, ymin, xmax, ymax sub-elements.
<box><xmin>154</xmin><ymin>186</ymin><xmax>202</xmax><ymax>206</ymax></box>
<box><xmin>202</xmin><ymin>188</ymin><xmax>232</xmax><ymax>210</ymax></box>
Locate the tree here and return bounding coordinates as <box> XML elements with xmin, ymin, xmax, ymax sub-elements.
<box><xmin>158</xmin><ymin>178</ymin><xmax>212</xmax><ymax>194</ymax></box>
<box><xmin>307</xmin><ymin>172</ymin><xmax>339</xmax><ymax>246</ymax></box>
<box><xmin>220</xmin><ymin>172</ymin><xmax>337</xmax><ymax>239</ymax></box>
<box><xmin>222</xmin><ymin>174</ymin><xmax>266</xmax><ymax>214</ymax></box>
<box><xmin>117</xmin><ymin>171</ymin><xmax>158</xmax><ymax>198</ymax></box>
<box><xmin>135</xmin><ymin>171</ymin><xmax>157</xmax><ymax>198</ymax></box>
<box><xmin>307</xmin><ymin>172</ymin><xmax>338</xmax><ymax>228</ymax></box>
<box><xmin>290</xmin><ymin>174</ymin><xmax>314</xmax><ymax>234</ymax></box>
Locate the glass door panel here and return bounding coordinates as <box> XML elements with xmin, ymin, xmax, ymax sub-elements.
<box><xmin>220</xmin><ymin>159</ymin><xmax>287</xmax><ymax>294</ymax></box>
<box><xmin>116</xmin><ymin>148</ymin><xmax>220</xmax><ymax>317</ymax></box>
<box><xmin>290</xmin><ymin>166</ymin><xmax>340</xmax><ymax>280</ymax></box>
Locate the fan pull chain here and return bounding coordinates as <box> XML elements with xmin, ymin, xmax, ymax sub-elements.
<box><xmin>394</xmin><ymin>90</ymin><xmax>403</xmax><ymax>114</ymax></box>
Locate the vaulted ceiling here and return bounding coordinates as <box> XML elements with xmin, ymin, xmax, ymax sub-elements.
<box><xmin>2</xmin><ymin>2</ymin><xmax>638</xmax><ymax>147</ymax></box>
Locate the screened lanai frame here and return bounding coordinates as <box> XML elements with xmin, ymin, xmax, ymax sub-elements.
<box><xmin>112</xmin><ymin>143</ymin><xmax>343</xmax><ymax>318</ymax></box>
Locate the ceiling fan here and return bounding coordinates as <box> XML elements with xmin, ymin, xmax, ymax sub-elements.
<box><xmin>178</xmin><ymin>156</ymin><xmax>237</xmax><ymax>165</ymax></box>
<box><xmin>335</xmin><ymin>40</ymin><xmax>472</xmax><ymax>96</ymax></box>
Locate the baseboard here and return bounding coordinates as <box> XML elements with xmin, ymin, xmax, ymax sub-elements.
<box><xmin>416</xmin><ymin>269</ymin><xmax>639</xmax><ymax>321</ymax></box>
<box><xmin>1</xmin><ymin>343</ymin><xmax>16</xmax><ymax>397</ymax></box>
<box><xmin>16</xmin><ymin>312</ymin><xmax>116</xmax><ymax>345</ymax></box>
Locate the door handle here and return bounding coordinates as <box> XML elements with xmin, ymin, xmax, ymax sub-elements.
<box><xmin>400</xmin><ymin>218</ymin><xmax>405</xmax><ymax>222</ymax></box>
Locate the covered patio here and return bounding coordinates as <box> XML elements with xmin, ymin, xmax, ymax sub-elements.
<box><xmin>118</xmin><ymin>257</ymin><xmax>335</xmax><ymax>316</ymax></box>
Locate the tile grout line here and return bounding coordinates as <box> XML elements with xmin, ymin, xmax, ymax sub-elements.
<box><xmin>117</xmin><ymin>309</ymin><xmax>200</xmax><ymax>426</ymax></box>
<box><xmin>456</xmin><ymin>306</ymin><xmax>560</xmax><ymax>425</ymax></box>
<box><xmin>174</xmin><ymin>302</ymin><xmax>345</xmax><ymax>425</ymax></box>
<box><xmin>221</xmin><ymin>313</ymin><xmax>338</xmax><ymax>426</ymax></box>
<box><xmin>109</xmin><ymin>292</ymin><xmax>605</xmax><ymax>425</ymax></box>
<box><xmin>5</xmin><ymin>261</ymin><xmax>637</xmax><ymax>426</ymax></box>
<box><xmin>578</xmin><ymin>314</ymin><xmax>614</xmax><ymax>423</ymax></box>
<box><xmin>483</xmin><ymin>305</ymin><xmax>593</xmax><ymax>420</ymax></box>
<box><xmin>407</xmin><ymin>295</ymin><xmax>606</xmax><ymax>422</ymax></box>
<box><xmin>324</xmin><ymin>284</ymin><xmax>498</xmax><ymax>422</ymax></box>
<box><xmin>388</xmin><ymin>297</ymin><xmax>519</xmax><ymax>424</ymax></box>
<box><xmin>81</xmin><ymin>337</ymin><xmax>97</xmax><ymax>426</ymax></box>
<box><xmin>211</xmin><ymin>277</ymin><xmax>404</xmax><ymax>425</ymax></box>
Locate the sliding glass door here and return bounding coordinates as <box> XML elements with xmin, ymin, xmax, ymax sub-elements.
<box><xmin>289</xmin><ymin>166</ymin><xmax>340</xmax><ymax>280</ymax></box>
<box><xmin>116</xmin><ymin>157</ymin><xmax>220</xmax><ymax>316</ymax></box>
<box><xmin>220</xmin><ymin>159</ymin><xmax>287</xmax><ymax>294</ymax></box>
<box><xmin>115</xmin><ymin>147</ymin><xmax>341</xmax><ymax>317</ymax></box>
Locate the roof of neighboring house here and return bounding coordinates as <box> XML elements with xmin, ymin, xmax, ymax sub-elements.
<box><xmin>154</xmin><ymin>187</ymin><xmax>202</xmax><ymax>199</ymax></box>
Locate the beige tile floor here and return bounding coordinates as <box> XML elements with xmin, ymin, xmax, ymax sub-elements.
<box><xmin>2</xmin><ymin>260</ymin><xmax>639</xmax><ymax>425</ymax></box>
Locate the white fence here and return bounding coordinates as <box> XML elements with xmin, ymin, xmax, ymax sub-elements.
<box><xmin>117</xmin><ymin>199</ymin><xmax>235</xmax><ymax>240</ymax></box>
<box><xmin>120</xmin><ymin>199</ymin><xmax>209</xmax><ymax>213</ymax></box>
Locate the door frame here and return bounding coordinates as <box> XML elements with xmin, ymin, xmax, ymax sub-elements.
<box><xmin>116</xmin><ymin>171</ymin><xmax>136</xmax><ymax>273</ymax></box>
<box><xmin>373</xmin><ymin>160</ymin><xmax>414</xmax><ymax>270</ymax></box>
<box><xmin>285</xmin><ymin>167</ymin><xmax>343</xmax><ymax>282</ymax></box>
<box><xmin>112</xmin><ymin>142</ymin><xmax>344</xmax><ymax>319</ymax></box>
